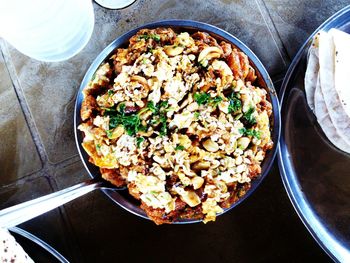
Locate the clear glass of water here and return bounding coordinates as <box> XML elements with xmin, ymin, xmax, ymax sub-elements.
<box><xmin>0</xmin><ymin>0</ymin><xmax>95</xmax><ymax>62</ymax></box>
<box><xmin>94</xmin><ymin>0</ymin><xmax>136</xmax><ymax>10</ymax></box>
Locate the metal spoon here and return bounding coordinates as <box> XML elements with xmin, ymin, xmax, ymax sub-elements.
<box><xmin>0</xmin><ymin>177</ymin><xmax>125</xmax><ymax>229</ymax></box>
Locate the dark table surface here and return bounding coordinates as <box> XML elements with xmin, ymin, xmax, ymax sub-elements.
<box><xmin>1</xmin><ymin>1</ymin><xmax>349</xmax><ymax>262</ymax></box>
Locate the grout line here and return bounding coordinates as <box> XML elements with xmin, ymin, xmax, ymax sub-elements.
<box><xmin>255</xmin><ymin>0</ymin><xmax>291</xmax><ymax>66</ymax></box>
<box><xmin>0</xmin><ymin>155</ymin><xmax>82</xmax><ymax>191</ymax></box>
<box><xmin>53</xmin><ymin>155</ymin><xmax>82</xmax><ymax>170</ymax></box>
<box><xmin>0</xmin><ymin>170</ymin><xmax>48</xmax><ymax>192</ymax></box>
<box><xmin>0</xmin><ymin>40</ymin><xmax>49</xmax><ymax>166</ymax></box>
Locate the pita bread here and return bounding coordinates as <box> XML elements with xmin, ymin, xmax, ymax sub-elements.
<box><xmin>314</xmin><ymin>73</ymin><xmax>350</xmax><ymax>152</ymax></box>
<box><xmin>331</xmin><ymin>28</ymin><xmax>350</xmax><ymax>118</ymax></box>
<box><xmin>0</xmin><ymin>228</ymin><xmax>34</xmax><ymax>262</ymax></box>
<box><xmin>318</xmin><ymin>30</ymin><xmax>350</xmax><ymax>146</ymax></box>
<box><xmin>304</xmin><ymin>34</ymin><xmax>320</xmax><ymax>112</ymax></box>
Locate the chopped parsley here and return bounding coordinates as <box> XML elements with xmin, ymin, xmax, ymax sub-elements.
<box><xmin>107</xmin><ymin>90</ymin><xmax>114</xmax><ymax>96</ymax></box>
<box><xmin>194</xmin><ymin>92</ymin><xmax>222</xmax><ymax>107</ymax></box>
<box><xmin>210</xmin><ymin>96</ymin><xmax>223</xmax><ymax>107</ymax></box>
<box><xmin>119</xmin><ymin>103</ymin><xmax>126</xmax><ymax>113</ymax></box>
<box><xmin>159</xmin><ymin>100</ymin><xmax>169</xmax><ymax>109</ymax></box>
<box><xmin>146</xmin><ymin>101</ymin><xmax>169</xmax><ymax>136</ymax></box>
<box><xmin>159</xmin><ymin>114</ymin><xmax>167</xmax><ymax>136</ymax></box>
<box><xmin>242</xmin><ymin>107</ymin><xmax>257</xmax><ymax>125</ymax></box>
<box><xmin>96</xmin><ymin>144</ymin><xmax>101</xmax><ymax>150</ymax></box>
<box><xmin>194</xmin><ymin>112</ymin><xmax>200</xmax><ymax>119</ymax></box>
<box><xmin>147</xmin><ymin>100</ymin><xmax>169</xmax><ymax>113</ymax></box>
<box><xmin>106</xmin><ymin>129</ymin><xmax>113</xmax><ymax>138</ymax></box>
<box><xmin>194</xmin><ymin>92</ymin><xmax>211</xmax><ymax>105</ymax></box>
<box><xmin>147</xmin><ymin>101</ymin><xmax>158</xmax><ymax>113</ymax></box>
<box><xmin>102</xmin><ymin>107</ymin><xmax>118</xmax><ymax>112</ymax></box>
<box><xmin>136</xmin><ymin>137</ymin><xmax>144</xmax><ymax>148</ymax></box>
<box><xmin>138</xmin><ymin>34</ymin><xmax>161</xmax><ymax>42</ymax></box>
<box><xmin>107</xmin><ymin>104</ymin><xmax>146</xmax><ymax>136</ymax></box>
<box><xmin>103</xmin><ymin>100</ymin><xmax>170</xmax><ymax>137</ymax></box>
<box><xmin>175</xmin><ymin>144</ymin><xmax>185</xmax><ymax>151</ymax></box>
<box><xmin>228</xmin><ymin>93</ymin><xmax>242</xmax><ymax>113</ymax></box>
<box><xmin>239</xmin><ymin>128</ymin><xmax>261</xmax><ymax>139</ymax></box>
<box><xmin>151</xmin><ymin>34</ymin><xmax>161</xmax><ymax>42</ymax></box>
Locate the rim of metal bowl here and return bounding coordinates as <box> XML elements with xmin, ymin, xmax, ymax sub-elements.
<box><xmin>74</xmin><ymin>19</ymin><xmax>281</xmax><ymax>224</ymax></box>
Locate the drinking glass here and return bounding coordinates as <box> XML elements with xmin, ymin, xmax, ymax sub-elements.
<box><xmin>0</xmin><ymin>0</ymin><xmax>95</xmax><ymax>62</ymax></box>
<box><xmin>94</xmin><ymin>0</ymin><xmax>136</xmax><ymax>9</ymax></box>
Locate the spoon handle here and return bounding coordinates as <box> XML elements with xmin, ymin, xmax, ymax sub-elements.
<box><xmin>0</xmin><ymin>178</ymin><xmax>102</xmax><ymax>229</ymax></box>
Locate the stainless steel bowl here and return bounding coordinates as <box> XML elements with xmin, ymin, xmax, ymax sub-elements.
<box><xmin>74</xmin><ymin>19</ymin><xmax>281</xmax><ymax>223</ymax></box>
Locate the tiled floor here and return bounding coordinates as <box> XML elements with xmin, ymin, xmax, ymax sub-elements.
<box><xmin>0</xmin><ymin>51</ymin><xmax>42</xmax><ymax>186</ymax></box>
<box><xmin>0</xmin><ymin>0</ymin><xmax>348</xmax><ymax>262</ymax></box>
<box><xmin>264</xmin><ymin>0</ymin><xmax>350</xmax><ymax>58</ymax></box>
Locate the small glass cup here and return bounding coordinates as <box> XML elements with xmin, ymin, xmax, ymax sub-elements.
<box><xmin>0</xmin><ymin>0</ymin><xmax>95</xmax><ymax>62</ymax></box>
<box><xmin>94</xmin><ymin>0</ymin><xmax>136</xmax><ymax>10</ymax></box>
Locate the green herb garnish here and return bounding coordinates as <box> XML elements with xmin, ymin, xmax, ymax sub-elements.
<box><xmin>242</xmin><ymin>106</ymin><xmax>257</xmax><ymax>125</ymax></box>
<box><xmin>147</xmin><ymin>100</ymin><xmax>169</xmax><ymax>114</ymax></box>
<box><xmin>147</xmin><ymin>101</ymin><xmax>158</xmax><ymax>113</ymax></box>
<box><xmin>194</xmin><ymin>92</ymin><xmax>223</xmax><ymax>107</ymax></box>
<box><xmin>239</xmin><ymin>128</ymin><xmax>261</xmax><ymax>139</ymax></box>
<box><xmin>152</xmin><ymin>34</ymin><xmax>161</xmax><ymax>42</ymax></box>
<box><xmin>147</xmin><ymin>101</ymin><xmax>169</xmax><ymax>136</ymax></box>
<box><xmin>175</xmin><ymin>144</ymin><xmax>185</xmax><ymax>151</ymax></box>
<box><xmin>104</xmin><ymin>100</ymin><xmax>169</xmax><ymax>137</ymax></box>
<box><xmin>159</xmin><ymin>100</ymin><xmax>169</xmax><ymax>109</ymax></box>
<box><xmin>194</xmin><ymin>112</ymin><xmax>200</xmax><ymax>119</ymax></box>
<box><xmin>138</xmin><ymin>34</ymin><xmax>160</xmax><ymax>42</ymax></box>
<box><xmin>102</xmin><ymin>107</ymin><xmax>117</xmax><ymax>112</ymax></box>
<box><xmin>246</xmin><ymin>129</ymin><xmax>261</xmax><ymax>139</ymax></box>
<box><xmin>106</xmin><ymin>129</ymin><xmax>113</xmax><ymax>138</ymax></box>
<box><xmin>96</xmin><ymin>144</ymin><xmax>101</xmax><ymax>150</ymax></box>
<box><xmin>194</xmin><ymin>92</ymin><xmax>211</xmax><ymax>105</ymax></box>
<box><xmin>228</xmin><ymin>93</ymin><xmax>242</xmax><ymax>113</ymax></box>
<box><xmin>136</xmin><ymin>137</ymin><xmax>144</xmax><ymax>148</ymax></box>
<box><xmin>107</xmin><ymin>90</ymin><xmax>114</xmax><ymax>96</ymax></box>
<box><xmin>107</xmin><ymin>104</ymin><xmax>145</xmax><ymax>136</ymax></box>
<box><xmin>159</xmin><ymin>114</ymin><xmax>167</xmax><ymax>136</ymax></box>
<box><xmin>210</xmin><ymin>96</ymin><xmax>223</xmax><ymax>107</ymax></box>
<box><xmin>119</xmin><ymin>103</ymin><xmax>126</xmax><ymax>113</ymax></box>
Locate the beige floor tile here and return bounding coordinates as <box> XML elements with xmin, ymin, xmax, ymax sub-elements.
<box><xmin>0</xmin><ymin>54</ymin><xmax>41</xmax><ymax>185</ymax></box>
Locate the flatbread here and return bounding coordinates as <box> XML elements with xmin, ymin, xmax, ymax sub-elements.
<box><xmin>314</xmin><ymin>73</ymin><xmax>350</xmax><ymax>153</ymax></box>
<box><xmin>304</xmin><ymin>34</ymin><xmax>320</xmax><ymax>112</ymax></box>
<box><xmin>0</xmin><ymin>228</ymin><xmax>34</xmax><ymax>262</ymax></box>
<box><xmin>318</xmin><ymin>31</ymin><xmax>350</xmax><ymax>146</ymax></box>
<box><xmin>331</xmin><ymin>28</ymin><xmax>350</xmax><ymax>118</ymax></box>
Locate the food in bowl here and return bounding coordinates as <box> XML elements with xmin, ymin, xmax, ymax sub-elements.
<box><xmin>78</xmin><ymin>27</ymin><xmax>274</xmax><ymax>224</ymax></box>
<box><xmin>304</xmin><ymin>28</ymin><xmax>350</xmax><ymax>154</ymax></box>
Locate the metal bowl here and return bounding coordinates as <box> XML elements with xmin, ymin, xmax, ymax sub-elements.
<box><xmin>74</xmin><ymin>20</ymin><xmax>280</xmax><ymax>223</ymax></box>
